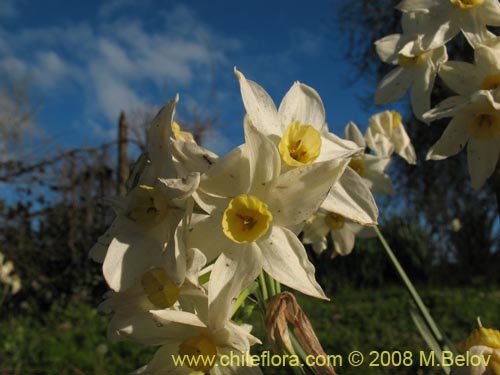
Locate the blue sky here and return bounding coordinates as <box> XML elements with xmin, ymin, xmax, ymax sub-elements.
<box><xmin>0</xmin><ymin>0</ymin><xmax>378</xmax><ymax>158</ymax></box>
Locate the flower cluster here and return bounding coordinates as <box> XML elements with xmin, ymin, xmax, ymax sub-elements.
<box><xmin>375</xmin><ymin>0</ymin><xmax>500</xmax><ymax>189</ymax></box>
<box><xmin>89</xmin><ymin>68</ymin><xmax>420</xmax><ymax>373</ymax></box>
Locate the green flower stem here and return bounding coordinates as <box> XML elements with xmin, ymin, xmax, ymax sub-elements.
<box><xmin>275</xmin><ymin>279</ymin><xmax>281</xmax><ymax>294</ymax></box>
<box><xmin>266</xmin><ymin>272</ymin><xmax>276</xmax><ymax>297</ymax></box>
<box><xmin>231</xmin><ymin>282</ymin><xmax>258</xmax><ymax>319</ymax></box>
<box><xmin>259</xmin><ymin>272</ymin><xmax>269</xmax><ymax>302</ymax></box>
<box><xmin>374</xmin><ymin>226</ymin><xmax>455</xmax><ymax>355</ymax></box>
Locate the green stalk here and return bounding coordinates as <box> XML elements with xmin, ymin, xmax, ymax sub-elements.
<box><xmin>375</xmin><ymin>226</ymin><xmax>455</xmax><ymax>355</ymax></box>
<box><xmin>259</xmin><ymin>272</ymin><xmax>269</xmax><ymax>302</ymax></box>
<box><xmin>275</xmin><ymin>279</ymin><xmax>282</xmax><ymax>294</ymax></box>
<box><xmin>266</xmin><ymin>272</ymin><xmax>277</xmax><ymax>297</ymax></box>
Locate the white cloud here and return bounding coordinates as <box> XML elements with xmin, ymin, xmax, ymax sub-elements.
<box><xmin>0</xmin><ymin>3</ymin><xmax>239</xmax><ymax>140</ymax></box>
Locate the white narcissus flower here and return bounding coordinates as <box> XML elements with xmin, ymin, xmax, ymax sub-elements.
<box><xmin>344</xmin><ymin>122</ymin><xmax>396</xmax><ymax>196</ymax></box>
<box><xmin>188</xmin><ymin>121</ymin><xmax>348</xmax><ymax>329</ymax></box>
<box><xmin>235</xmin><ymin>68</ymin><xmax>378</xmax><ymax>226</ymax></box>
<box><xmin>89</xmin><ymin>97</ymin><xmax>201</xmax><ymax>292</ymax></box>
<box><xmin>366</xmin><ymin>110</ymin><xmax>417</xmax><ymax>165</ymax></box>
<box><xmin>129</xmin><ymin>310</ymin><xmax>263</xmax><ymax>375</ymax></box>
<box><xmin>375</xmin><ymin>22</ymin><xmax>447</xmax><ymax>120</ymax></box>
<box><xmin>396</xmin><ymin>0</ymin><xmax>500</xmax><ymax>49</ymax></box>
<box><xmin>424</xmin><ymin>90</ymin><xmax>500</xmax><ymax>189</ymax></box>
<box><xmin>302</xmin><ymin>210</ymin><xmax>375</xmax><ymax>257</ymax></box>
<box><xmin>100</xmin><ymin>245</ymin><xmax>209</xmax><ymax>344</ymax></box>
<box><xmin>439</xmin><ymin>37</ymin><xmax>500</xmax><ymax>97</ymax></box>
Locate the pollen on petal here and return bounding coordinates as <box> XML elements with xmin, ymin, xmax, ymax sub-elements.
<box><xmin>279</xmin><ymin>121</ymin><xmax>322</xmax><ymax>167</ymax></box>
<box><xmin>222</xmin><ymin>194</ymin><xmax>272</xmax><ymax>244</ymax></box>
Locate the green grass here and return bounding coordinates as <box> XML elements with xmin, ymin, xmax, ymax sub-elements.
<box><xmin>1</xmin><ymin>286</ymin><xmax>499</xmax><ymax>375</ymax></box>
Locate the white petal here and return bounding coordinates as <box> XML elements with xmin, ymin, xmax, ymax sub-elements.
<box><xmin>187</xmin><ymin>213</ymin><xmax>231</xmax><ymax>263</ymax></box>
<box><xmin>235</xmin><ymin>68</ymin><xmax>281</xmax><ymax>136</ymax></box>
<box><xmin>331</xmin><ymin>227</ymin><xmax>356</xmax><ymax>256</ymax></box>
<box><xmin>392</xmin><ymin>124</ymin><xmax>417</xmax><ymax>164</ymax></box>
<box><xmin>151</xmin><ymin>309</ymin><xmax>207</xmax><ymax>328</ymax></box>
<box><xmin>475</xmin><ymin>43</ymin><xmax>500</xmax><ymax>74</ymax></box>
<box><xmin>426</xmin><ymin>115</ymin><xmax>470</xmax><ymax>160</ymax></box>
<box><xmin>260</xmin><ymin>226</ymin><xmax>327</xmax><ymax>299</ymax></box>
<box><xmin>302</xmin><ymin>216</ymin><xmax>330</xmax><ymax>247</ymax></box>
<box><xmin>89</xmin><ymin>215</ymin><xmax>127</xmax><ymax>263</ymax></box>
<box><xmin>482</xmin><ymin>0</ymin><xmax>500</xmax><ymax>25</ymax></box>
<box><xmin>243</xmin><ymin>119</ymin><xmax>281</xmax><ymax>195</ymax></box>
<box><xmin>461</xmin><ymin>10</ymin><xmax>495</xmax><ymax>48</ymax></box>
<box><xmin>103</xmin><ymin>220</ymin><xmax>169</xmax><ymax>292</ymax></box>
<box><xmin>317</xmin><ymin>131</ymin><xmax>362</xmax><ymax>161</ymax></box>
<box><xmin>374</xmin><ymin>67</ymin><xmax>412</xmax><ymax>105</ymax></box>
<box><xmin>410</xmin><ymin>63</ymin><xmax>435</xmax><ymax>121</ymax></box>
<box><xmin>208</xmin><ymin>243</ymin><xmax>262</xmax><ymax>330</ymax></box>
<box><xmin>216</xmin><ymin>322</ymin><xmax>261</xmax><ymax>351</ymax></box>
<box><xmin>363</xmin><ymin>156</ymin><xmax>396</xmax><ymax>195</ymax></box>
<box><xmin>278</xmin><ymin>82</ymin><xmax>325</xmax><ymax>130</ymax></box>
<box><xmin>467</xmin><ymin>138</ymin><xmax>500</xmax><ymax>189</ymax></box>
<box><xmin>322</xmin><ymin>167</ymin><xmax>379</xmax><ymax>225</ymax></box>
<box><xmin>268</xmin><ymin>159</ymin><xmax>348</xmax><ymax>228</ymax></box>
<box><xmin>185</xmin><ymin>247</ymin><xmax>208</xmax><ymax>286</ymax></box>
<box><xmin>157</xmin><ymin>173</ymin><xmax>200</xmax><ymax>204</ymax></box>
<box><xmin>364</xmin><ymin>171</ymin><xmax>395</xmax><ymax>196</ymax></box>
<box><xmin>375</xmin><ymin>34</ymin><xmax>404</xmax><ymax>64</ymax></box>
<box><xmin>198</xmin><ymin>145</ymin><xmax>250</xmax><ymax>199</ymax></box>
<box><xmin>113</xmin><ymin>312</ymin><xmax>201</xmax><ymax>345</ymax></box>
<box><xmin>438</xmin><ymin>62</ymin><xmax>480</xmax><ymax>96</ymax></box>
<box><xmin>145</xmin><ymin>97</ymin><xmax>178</xmax><ymax>181</ymax></box>
<box><xmin>343</xmin><ymin>122</ymin><xmax>366</xmax><ymax>148</ymax></box>
<box><xmin>171</xmin><ymin>138</ymin><xmax>219</xmax><ymax>176</ymax></box>
<box><xmin>423</xmin><ymin>96</ymin><xmax>469</xmax><ymax>122</ymax></box>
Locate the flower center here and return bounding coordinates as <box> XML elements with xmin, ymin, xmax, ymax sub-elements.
<box><xmin>349</xmin><ymin>158</ymin><xmax>366</xmax><ymax>176</ymax></box>
<box><xmin>141</xmin><ymin>267</ymin><xmax>180</xmax><ymax>309</ymax></box>
<box><xmin>178</xmin><ymin>334</ymin><xmax>217</xmax><ymax>372</ymax></box>
<box><xmin>127</xmin><ymin>185</ymin><xmax>168</xmax><ymax>225</ymax></box>
<box><xmin>325</xmin><ymin>212</ymin><xmax>345</xmax><ymax>230</ymax></box>
<box><xmin>480</xmin><ymin>74</ymin><xmax>500</xmax><ymax>90</ymax></box>
<box><xmin>397</xmin><ymin>52</ymin><xmax>429</xmax><ymax>68</ymax></box>
<box><xmin>468</xmin><ymin>112</ymin><xmax>500</xmax><ymax>140</ymax></box>
<box><xmin>449</xmin><ymin>0</ymin><xmax>484</xmax><ymax>9</ymax></box>
<box><xmin>173</xmin><ymin>121</ymin><xmax>195</xmax><ymax>143</ymax></box>
<box><xmin>222</xmin><ymin>195</ymin><xmax>272</xmax><ymax>244</ymax></box>
<box><xmin>391</xmin><ymin>111</ymin><xmax>402</xmax><ymax>129</ymax></box>
<box><xmin>279</xmin><ymin>121</ymin><xmax>322</xmax><ymax>167</ymax></box>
